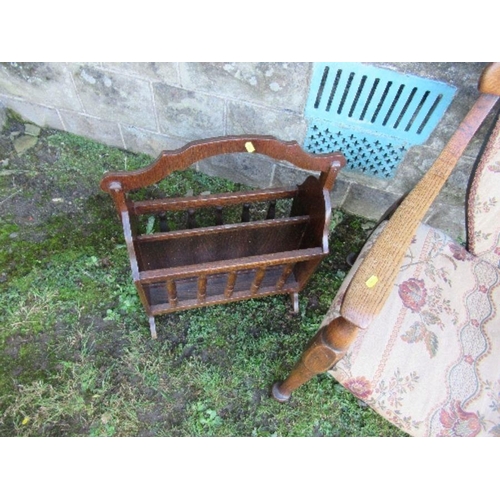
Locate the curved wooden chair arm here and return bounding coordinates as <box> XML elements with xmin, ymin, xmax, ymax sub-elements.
<box><xmin>341</xmin><ymin>64</ymin><xmax>500</xmax><ymax>329</ymax></box>
<box><xmin>100</xmin><ymin>135</ymin><xmax>345</xmax><ymax>193</ymax></box>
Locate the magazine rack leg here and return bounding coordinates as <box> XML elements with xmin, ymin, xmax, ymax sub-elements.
<box><xmin>149</xmin><ymin>316</ymin><xmax>157</xmax><ymax>339</ymax></box>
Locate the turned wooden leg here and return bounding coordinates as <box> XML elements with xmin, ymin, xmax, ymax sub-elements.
<box><xmin>272</xmin><ymin>316</ymin><xmax>359</xmax><ymax>402</ymax></box>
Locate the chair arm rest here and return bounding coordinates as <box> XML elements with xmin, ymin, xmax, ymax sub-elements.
<box><xmin>341</xmin><ymin>92</ymin><xmax>499</xmax><ymax>329</ymax></box>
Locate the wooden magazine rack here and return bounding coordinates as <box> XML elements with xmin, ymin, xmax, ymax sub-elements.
<box><xmin>100</xmin><ymin>135</ymin><xmax>345</xmax><ymax>338</ymax></box>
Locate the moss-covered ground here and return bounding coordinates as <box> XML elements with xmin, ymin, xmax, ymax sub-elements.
<box><xmin>0</xmin><ymin>111</ymin><xmax>406</xmax><ymax>436</ymax></box>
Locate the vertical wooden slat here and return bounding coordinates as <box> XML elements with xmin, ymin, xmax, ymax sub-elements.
<box><xmin>167</xmin><ymin>279</ymin><xmax>178</xmax><ymax>307</ymax></box>
<box><xmin>266</xmin><ymin>200</ymin><xmax>276</xmax><ymax>220</ymax></box>
<box><xmin>251</xmin><ymin>267</ymin><xmax>266</xmax><ymax>294</ymax></box>
<box><xmin>158</xmin><ymin>212</ymin><xmax>169</xmax><ymax>232</ymax></box>
<box><xmin>187</xmin><ymin>208</ymin><xmax>197</xmax><ymax>228</ymax></box>
<box><xmin>215</xmin><ymin>206</ymin><xmax>223</xmax><ymax>226</ymax></box>
<box><xmin>198</xmin><ymin>274</ymin><xmax>207</xmax><ymax>302</ymax></box>
<box><xmin>241</xmin><ymin>203</ymin><xmax>250</xmax><ymax>222</ymax></box>
<box><xmin>225</xmin><ymin>271</ymin><xmax>237</xmax><ymax>298</ymax></box>
<box><xmin>276</xmin><ymin>263</ymin><xmax>295</xmax><ymax>290</ymax></box>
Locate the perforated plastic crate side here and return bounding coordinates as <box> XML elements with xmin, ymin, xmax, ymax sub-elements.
<box><xmin>304</xmin><ymin>63</ymin><xmax>457</xmax><ymax>177</ymax></box>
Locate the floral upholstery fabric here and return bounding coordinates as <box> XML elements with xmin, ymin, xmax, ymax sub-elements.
<box><xmin>323</xmin><ymin>222</ymin><xmax>500</xmax><ymax>437</ymax></box>
<box><xmin>468</xmin><ymin>114</ymin><xmax>500</xmax><ymax>269</ymax></box>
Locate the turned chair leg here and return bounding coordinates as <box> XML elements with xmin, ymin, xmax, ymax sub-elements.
<box><xmin>272</xmin><ymin>316</ymin><xmax>359</xmax><ymax>402</ymax></box>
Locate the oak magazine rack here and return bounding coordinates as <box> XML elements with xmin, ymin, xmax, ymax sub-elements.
<box><xmin>100</xmin><ymin>135</ymin><xmax>345</xmax><ymax>338</ymax></box>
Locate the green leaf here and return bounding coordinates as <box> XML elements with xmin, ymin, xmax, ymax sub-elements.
<box><xmin>146</xmin><ymin>216</ymin><xmax>155</xmax><ymax>234</ymax></box>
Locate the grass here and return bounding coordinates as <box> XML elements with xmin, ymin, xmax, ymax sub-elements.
<box><xmin>0</xmin><ymin>111</ymin><xmax>407</xmax><ymax>437</ymax></box>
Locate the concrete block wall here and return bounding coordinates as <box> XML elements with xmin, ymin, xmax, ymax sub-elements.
<box><xmin>0</xmin><ymin>62</ymin><xmax>492</xmax><ymax>240</ymax></box>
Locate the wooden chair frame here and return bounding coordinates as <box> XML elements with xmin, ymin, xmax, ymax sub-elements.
<box><xmin>273</xmin><ymin>63</ymin><xmax>500</xmax><ymax>402</ymax></box>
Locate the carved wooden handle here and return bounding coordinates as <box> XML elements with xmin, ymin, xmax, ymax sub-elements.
<box><xmin>100</xmin><ymin>135</ymin><xmax>345</xmax><ymax>193</ymax></box>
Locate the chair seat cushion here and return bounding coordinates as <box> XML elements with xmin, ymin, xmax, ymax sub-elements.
<box><xmin>323</xmin><ymin>222</ymin><xmax>500</xmax><ymax>436</ymax></box>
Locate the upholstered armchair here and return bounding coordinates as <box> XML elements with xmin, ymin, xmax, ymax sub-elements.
<box><xmin>272</xmin><ymin>63</ymin><xmax>500</xmax><ymax>437</ymax></box>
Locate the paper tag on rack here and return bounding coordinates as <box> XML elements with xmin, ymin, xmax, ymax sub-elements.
<box><xmin>365</xmin><ymin>275</ymin><xmax>378</xmax><ymax>288</ymax></box>
<box><xmin>245</xmin><ymin>141</ymin><xmax>255</xmax><ymax>153</ymax></box>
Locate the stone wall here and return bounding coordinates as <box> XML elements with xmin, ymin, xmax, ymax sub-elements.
<box><xmin>0</xmin><ymin>62</ymin><xmax>493</xmax><ymax>240</ymax></box>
